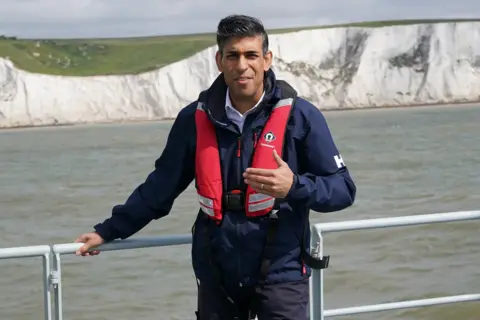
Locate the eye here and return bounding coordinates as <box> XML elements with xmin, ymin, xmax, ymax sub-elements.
<box><xmin>226</xmin><ymin>54</ymin><xmax>238</xmax><ymax>60</ymax></box>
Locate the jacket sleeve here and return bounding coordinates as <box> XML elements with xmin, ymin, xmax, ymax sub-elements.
<box><xmin>286</xmin><ymin>101</ymin><xmax>356</xmax><ymax>213</ymax></box>
<box><xmin>93</xmin><ymin>106</ymin><xmax>196</xmax><ymax>241</ymax></box>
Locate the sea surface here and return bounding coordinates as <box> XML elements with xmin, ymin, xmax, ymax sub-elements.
<box><xmin>0</xmin><ymin>104</ymin><xmax>479</xmax><ymax>319</ymax></box>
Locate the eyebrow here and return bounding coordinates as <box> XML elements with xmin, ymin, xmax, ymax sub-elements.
<box><xmin>226</xmin><ymin>49</ymin><xmax>260</xmax><ymax>54</ymax></box>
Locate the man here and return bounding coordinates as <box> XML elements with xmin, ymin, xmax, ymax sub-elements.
<box><xmin>75</xmin><ymin>14</ymin><xmax>356</xmax><ymax>320</ymax></box>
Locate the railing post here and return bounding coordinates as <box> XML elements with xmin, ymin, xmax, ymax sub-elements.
<box><xmin>309</xmin><ymin>227</ymin><xmax>324</xmax><ymax>320</ymax></box>
<box><xmin>51</xmin><ymin>251</ymin><xmax>63</xmax><ymax>320</ymax></box>
<box><xmin>42</xmin><ymin>252</ymin><xmax>53</xmax><ymax>320</ymax></box>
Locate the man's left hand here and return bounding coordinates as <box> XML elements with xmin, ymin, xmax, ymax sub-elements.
<box><xmin>243</xmin><ymin>149</ymin><xmax>294</xmax><ymax>198</ymax></box>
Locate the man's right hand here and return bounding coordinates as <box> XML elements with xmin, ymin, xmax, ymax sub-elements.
<box><xmin>74</xmin><ymin>232</ymin><xmax>105</xmax><ymax>256</ymax></box>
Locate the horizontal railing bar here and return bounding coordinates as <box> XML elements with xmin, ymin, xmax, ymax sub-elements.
<box><xmin>0</xmin><ymin>209</ymin><xmax>477</xmax><ymax>320</ymax></box>
<box><xmin>0</xmin><ymin>245</ymin><xmax>51</xmax><ymax>259</ymax></box>
<box><xmin>324</xmin><ymin>293</ymin><xmax>480</xmax><ymax>317</ymax></box>
<box><xmin>52</xmin><ymin>234</ymin><xmax>192</xmax><ymax>254</ymax></box>
<box><xmin>315</xmin><ymin>210</ymin><xmax>480</xmax><ymax>234</ymax></box>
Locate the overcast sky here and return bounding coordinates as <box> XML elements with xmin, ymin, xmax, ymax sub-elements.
<box><xmin>0</xmin><ymin>0</ymin><xmax>479</xmax><ymax>39</ymax></box>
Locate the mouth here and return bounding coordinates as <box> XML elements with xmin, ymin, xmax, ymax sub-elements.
<box><xmin>235</xmin><ymin>76</ymin><xmax>252</xmax><ymax>84</ymax></box>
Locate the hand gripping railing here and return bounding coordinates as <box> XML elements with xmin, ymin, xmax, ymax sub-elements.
<box><xmin>51</xmin><ymin>235</ymin><xmax>192</xmax><ymax>320</ymax></box>
<box><xmin>0</xmin><ymin>210</ymin><xmax>479</xmax><ymax>320</ymax></box>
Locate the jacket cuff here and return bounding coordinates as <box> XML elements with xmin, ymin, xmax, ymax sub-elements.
<box><xmin>286</xmin><ymin>173</ymin><xmax>306</xmax><ymax>201</ymax></box>
<box><xmin>93</xmin><ymin>219</ymin><xmax>118</xmax><ymax>243</ymax></box>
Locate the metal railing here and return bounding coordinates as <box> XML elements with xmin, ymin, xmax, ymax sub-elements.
<box><xmin>309</xmin><ymin>210</ymin><xmax>480</xmax><ymax>319</ymax></box>
<box><xmin>0</xmin><ymin>245</ymin><xmax>52</xmax><ymax>320</ymax></box>
<box><xmin>1</xmin><ymin>210</ymin><xmax>479</xmax><ymax>320</ymax></box>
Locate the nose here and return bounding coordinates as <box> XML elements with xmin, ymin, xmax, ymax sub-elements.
<box><xmin>236</xmin><ymin>55</ymin><xmax>248</xmax><ymax>72</ymax></box>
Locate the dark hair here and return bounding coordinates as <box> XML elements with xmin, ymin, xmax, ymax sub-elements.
<box><xmin>216</xmin><ymin>14</ymin><xmax>269</xmax><ymax>55</ymax></box>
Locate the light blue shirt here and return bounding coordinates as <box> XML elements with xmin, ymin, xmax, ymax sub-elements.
<box><xmin>225</xmin><ymin>87</ymin><xmax>265</xmax><ymax>133</ymax></box>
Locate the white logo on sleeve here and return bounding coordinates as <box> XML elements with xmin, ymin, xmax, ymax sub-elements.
<box><xmin>334</xmin><ymin>154</ymin><xmax>345</xmax><ymax>168</ymax></box>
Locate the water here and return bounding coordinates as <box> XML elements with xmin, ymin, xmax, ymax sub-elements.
<box><xmin>0</xmin><ymin>104</ymin><xmax>479</xmax><ymax>320</ymax></box>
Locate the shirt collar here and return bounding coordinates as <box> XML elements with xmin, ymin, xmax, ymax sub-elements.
<box><xmin>225</xmin><ymin>87</ymin><xmax>265</xmax><ymax>118</ymax></box>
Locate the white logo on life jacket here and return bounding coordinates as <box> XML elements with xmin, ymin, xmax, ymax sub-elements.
<box><xmin>334</xmin><ymin>154</ymin><xmax>345</xmax><ymax>169</ymax></box>
<box><xmin>263</xmin><ymin>131</ymin><xmax>276</xmax><ymax>143</ymax></box>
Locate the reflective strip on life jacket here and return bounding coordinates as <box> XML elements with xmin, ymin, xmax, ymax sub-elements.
<box><xmin>248</xmin><ymin>195</ymin><xmax>275</xmax><ymax>212</ymax></box>
<box><xmin>195</xmin><ymin>97</ymin><xmax>294</xmax><ymax>220</ymax></box>
<box><xmin>198</xmin><ymin>193</ymin><xmax>215</xmax><ymax>217</ymax></box>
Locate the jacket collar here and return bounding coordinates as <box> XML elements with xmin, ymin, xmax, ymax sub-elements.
<box><xmin>198</xmin><ymin>69</ymin><xmax>297</xmax><ymax>129</ymax></box>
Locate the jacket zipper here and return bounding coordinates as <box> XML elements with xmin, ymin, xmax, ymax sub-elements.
<box><xmin>236</xmin><ymin>136</ymin><xmax>241</xmax><ymax>158</ymax></box>
<box><xmin>235</xmin><ymin>128</ymin><xmax>256</xmax><ymax>285</ymax></box>
<box><xmin>253</xmin><ymin>131</ymin><xmax>258</xmax><ymax>148</ymax></box>
<box><xmin>236</xmin><ymin>134</ymin><xmax>242</xmax><ymax>285</ymax></box>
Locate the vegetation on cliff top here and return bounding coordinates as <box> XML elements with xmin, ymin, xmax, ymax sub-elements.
<box><xmin>0</xmin><ymin>19</ymin><xmax>478</xmax><ymax>76</ymax></box>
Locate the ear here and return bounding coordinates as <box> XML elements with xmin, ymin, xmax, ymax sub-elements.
<box><xmin>263</xmin><ymin>50</ymin><xmax>273</xmax><ymax>71</ymax></box>
<box><xmin>215</xmin><ymin>51</ymin><xmax>223</xmax><ymax>72</ymax></box>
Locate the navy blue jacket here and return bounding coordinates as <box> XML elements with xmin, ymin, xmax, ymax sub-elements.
<box><xmin>94</xmin><ymin>69</ymin><xmax>356</xmax><ymax>289</ymax></box>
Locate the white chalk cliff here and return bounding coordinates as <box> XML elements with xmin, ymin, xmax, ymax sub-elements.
<box><xmin>1</xmin><ymin>22</ymin><xmax>480</xmax><ymax>128</ymax></box>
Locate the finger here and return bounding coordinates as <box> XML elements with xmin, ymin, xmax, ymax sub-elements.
<box><xmin>244</xmin><ymin>179</ymin><xmax>276</xmax><ymax>196</ymax></box>
<box><xmin>76</xmin><ymin>245</ymin><xmax>86</xmax><ymax>256</ymax></box>
<box><xmin>77</xmin><ymin>247</ymin><xmax>98</xmax><ymax>256</ymax></box>
<box><xmin>244</xmin><ymin>178</ymin><xmax>262</xmax><ymax>190</ymax></box>
<box><xmin>272</xmin><ymin>149</ymin><xmax>285</xmax><ymax>167</ymax></box>
<box><xmin>250</xmin><ymin>186</ymin><xmax>267</xmax><ymax>195</ymax></box>
<box><xmin>250</xmin><ymin>185</ymin><xmax>274</xmax><ymax>197</ymax></box>
<box><xmin>244</xmin><ymin>167</ymin><xmax>276</xmax><ymax>176</ymax></box>
<box><xmin>76</xmin><ymin>242</ymin><xmax>93</xmax><ymax>256</ymax></box>
<box><xmin>243</xmin><ymin>173</ymin><xmax>273</xmax><ymax>185</ymax></box>
<box><xmin>74</xmin><ymin>234</ymin><xmax>87</xmax><ymax>243</ymax></box>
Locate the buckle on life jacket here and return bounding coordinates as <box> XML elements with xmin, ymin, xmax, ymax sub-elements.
<box><xmin>222</xmin><ymin>189</ymin><xmax>245</xmax><ymax>211</ymax></box>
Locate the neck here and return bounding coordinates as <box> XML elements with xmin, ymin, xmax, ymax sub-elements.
<box><xmin>230</xmin><ymin>84</ymin><xmax>264</xmax><ymax>115</ymax></box>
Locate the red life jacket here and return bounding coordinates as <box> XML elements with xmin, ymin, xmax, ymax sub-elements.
<box><xmin>195</xmin><ymin>98</ymin><xmax>293</xmax><ymax>222</ymax></box>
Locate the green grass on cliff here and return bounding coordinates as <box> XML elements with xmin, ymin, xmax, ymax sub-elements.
<box><xmin>1</xmin><ymin>18</ymin><xmax>479</xmax><ymax>76</ymax></box>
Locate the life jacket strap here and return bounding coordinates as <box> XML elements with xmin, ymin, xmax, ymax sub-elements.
<box><xmin>222</xmin><ymin>189</ymin><xmax>244</xmax><ymax>212</ymax></box>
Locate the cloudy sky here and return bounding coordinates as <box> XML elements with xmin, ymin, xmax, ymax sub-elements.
<box><xmin>0</xmin><ymin>0</ymin><xmax>479</xmax><ymax>39</ymax></box>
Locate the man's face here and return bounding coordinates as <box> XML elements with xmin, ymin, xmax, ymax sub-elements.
<box><xmin>215</xmin><ymin>35</ymin><xmax>272</xmax><ymax>100</ymax></box>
